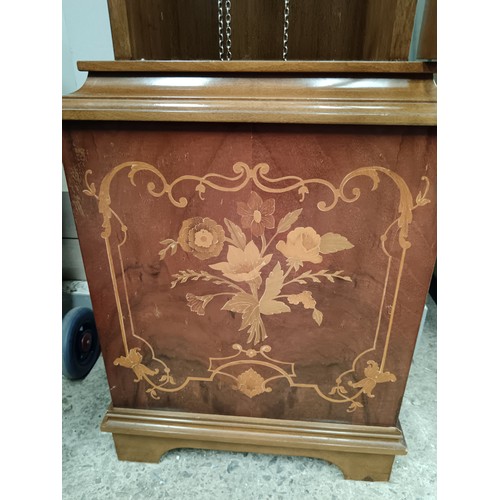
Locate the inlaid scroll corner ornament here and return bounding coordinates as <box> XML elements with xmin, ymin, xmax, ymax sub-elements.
<box><xmin>83</xmin><ymin>161</ymin><xmax>432</xmax><ymax>411</ymax></box>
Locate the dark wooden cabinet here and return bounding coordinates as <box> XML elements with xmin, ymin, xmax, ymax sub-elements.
<box><xmin>107</xmin><ymin>0</ymin><xmax>419</xmax><ymax>61</ymax></box>
<box><xmin>62</xmin><ymin>61</ymin><xmax>436</xmax><ymax>481</ymax></box>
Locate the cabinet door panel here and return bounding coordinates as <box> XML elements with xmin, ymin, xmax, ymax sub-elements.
<box><xmin>62</xmin><ymin>122</ymin><xmax>436</xmax><ymax>427</ymax></box>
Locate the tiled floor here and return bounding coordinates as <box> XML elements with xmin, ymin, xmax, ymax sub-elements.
<box><xmin>62</xmin><ymin>295</ymin><xmax>436</xmax><ymax>499</ymax></box>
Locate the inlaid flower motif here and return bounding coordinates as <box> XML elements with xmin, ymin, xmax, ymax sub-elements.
<box><xmin>178</xmin><ymin>217</ymin><xmax>225</xmax><ymax>260</ymax></box>
<box><xmin>276</xmin><ymin>226</ymin><xmax>323</xmax><ymax>270</ymax></box>
<box><xmin>349</xmin><ymin>360</ymin><xmax>396</xmax><ymax>397</ymax></box>
<box><xmin>235</xmin><ymin>368</ymin><xmax>268</xmax><ymax>398</ymax></box>
<box><xmin>237</xmin><ymin>191</ymin><xmax>275</xmax><ymax>236</ymax></box>
<box><xmin>113</xmin><ymin>348</ymin><xmax>159</xmax><ymax>382</ymax></box>
<box><xmin>209</xmin><ymin>240</ymin><xmax>272</xmax><ymax>282</ymax></box>
<box><xmin>165</xmin><ymin>195</ymin><xmax>353</xmax><ymax>346</ymax></box>
<box><xmin>185</xmin><ymin>293</ymin><xmax>214</xmax><ymax>316</ymax></box>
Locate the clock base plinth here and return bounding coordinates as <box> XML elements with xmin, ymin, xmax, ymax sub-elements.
<box><xmin>101</xmin><ymin>406</ymin><xmax>406</xmax><ymax>482</ymax></box>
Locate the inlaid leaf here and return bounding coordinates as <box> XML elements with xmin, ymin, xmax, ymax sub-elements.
<box><xmin>312</xmin><ymin>308</ymin><xmax>323</xmax><ymax>326</ymax></box>
<box><xmin>347</xmin><ymin>401</ymin><xmax>363</xmax><ymax>412</ymax></box>
<box><xmin>298</xmin><ymin>185</ymin><xmax>309</xmax><ymax>201</ymax></box>
<box><xmin>83</xmin><ymin>182</ymin><xmax>96</xmax><ymax>197</ymax></box>
<box><xmin>319</xmin><ymin>233</ymin><xmax>354</xmax><ymax>254</ymax></box>
<box><xmin>223</xmin><ymin>293</ymin><xmax>263</xmax><ymax>339</ymax></box>
<box><xmin>329</xmin><ymin>386</ymin><xmax>344</xmax><ymax>395</ymax></box>
<box><xmin>159</xmin><ymin>239</ymin><xmax>178</xmax><ymax>259</ymax></box>
<box><xmin>261</xmin><ymin>262</ymin><xmax>284</xmax><ymax>300</ymax></box>
<box><xmin>260</xmin><ymin>262</ymin><xmax>291</xmax><ymax>316</ymax></box>
<box><xmin>416</xmin><ymin>191</ymin><xmax>431</xmax><ymax>206</ymax></box>
<box><xmin>276</xmin><ymin>209</ymin><xmax>303</xmax><ymax>234</ymax></box>
<box><xmin>224</xmin><ymin>218</ymin><xmax>247</xmax><ymax>250</ymax></box>
<box><xmin>159</xmin><ymin>371</ymin><xmax>175</xmax><ymax>384</ymax></box>
<box><xmin>146</xmin><ymin>388</ymin><xmax>160</xmax><ymax>400</ymax></box>
<box><xmin>222</xmin><ymin>293</ymin><xmax>258</xmax><ymax>314</ymax></box>
<box><xmin>260</xmin><ymin>299</ymin><xmax>291</xmax><ymax>315</ymax></box>
<box><xmin>332</xmin><ymin>270</ymin><xmax>352</xmax><ymax>282</ymax></box>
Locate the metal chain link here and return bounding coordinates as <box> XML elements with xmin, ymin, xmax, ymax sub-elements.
<box><xmin>217</xmin><ymin>0</ymin><xmax>225</xmax><ymax>61</ymax></box>
<box><xmin>282</xmin><ymin>0</ymin><xmax>290</xmax><ymax>61</ymax></box>
<box><xmin>225</xmin><ymin>0</ymin><xmax>232</xmax><ymax>61</ymax></box>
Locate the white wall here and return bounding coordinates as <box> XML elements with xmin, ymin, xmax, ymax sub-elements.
<box><xmin>62</xmin><ymin>0</ymin><xmax>115</xmax><ymax>95</ymax></box>
<box><xmin>408</xmin><ymin>0</ymin><xmax>427</xmax><ymax>61</ymax></box>
<box><xmin>62</xmin><ymin>0</ymin><xmax>114</xmax><ymax>279</ymax></box>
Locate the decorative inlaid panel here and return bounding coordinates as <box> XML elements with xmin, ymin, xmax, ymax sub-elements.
<box><xmin>63</xmin><ymin>122</ymin><xmax>436</xmax><ymax>427</ymax></box>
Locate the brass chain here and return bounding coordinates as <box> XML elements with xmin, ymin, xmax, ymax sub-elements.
<box><xmin>225</xmin><ymin>0</ymin><xmax>232</xmax><ymax>61</ymax></box>
<box><xmin>217</xmin><ymin>0</ymin><xmax>225</xmax><ymax>61</ymax></box>
<box><xmin>282</xmin><ymin>0</ymin><xmax>290</xmax><ymax>61</ymax></box>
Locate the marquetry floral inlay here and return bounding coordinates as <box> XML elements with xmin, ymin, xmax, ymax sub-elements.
<box><xmin>235</xmin><ymin>368</ymin><xmax>269</xmax><ymax>398</ymax></box>
<box><xmin>161</xmin><ymin>191</ymin><xmax>354</xmax><ymax>345</ymax></box>
<box><xmin>84</xmin><ymin>160</ymin><xmax>431</xmax><ymax>411</ymax></box>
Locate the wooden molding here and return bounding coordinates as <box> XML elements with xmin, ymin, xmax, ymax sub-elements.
<box><xmin>77</xmin><ymin>60</ymin><xmax>436</xmax><ymax>73</ymax></box>
<box><xmin>63</xmin><ymin>61</ymin><xmax>436</xmax><ymax>125</ymax></box>
<box><xmin>101</xmin><ymin>406</ymin><xmax>406</xmax><ymax>481</ymax></box>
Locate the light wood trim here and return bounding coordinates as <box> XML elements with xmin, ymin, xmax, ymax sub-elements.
<box><xmin>102</xmin><ymin>406</ymin><xmax>406</xmax><ymax>481</ymax></box>
<box><xmin>63</xmin><ymin>99</ymin><xmax>436</xmax><ymax>126</ymax></box>
<box><xmin>77</xmin><ymin>60</ymin><xmax>437</xmax><ymax>74</ymax></box>
<box><xmin>62</xmin><ymin>66</ymin><xmax>436</xmax><ymax>125</ymax></box>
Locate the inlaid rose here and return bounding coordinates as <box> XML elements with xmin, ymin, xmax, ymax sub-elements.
<box><xmin>276</xmin><ymin>226</ymin><xmax>323</xmax><ymax>270</ymax></box>
<box><xmin>178</xmin><ymin>217</ymin><xmax>225</xmax><ymax>260</ymax></box>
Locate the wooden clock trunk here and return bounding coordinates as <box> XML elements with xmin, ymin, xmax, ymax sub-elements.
<box><xmin>62</xmin><ymin>61</ymin><xmax>436</xmax><ymax>481</ymax></box>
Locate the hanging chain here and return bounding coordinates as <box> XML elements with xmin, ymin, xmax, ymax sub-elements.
<box><xmin>282</xmin><ymin>0</ymin><xmax>290</xmax><ymax>61</ymax></box>
<box><xmin>225</xmin><ymin>0</ymin><xmax>232</xmax><ymax>61</ymax></box>
<box><xmin>217</xmin><ymin>0</ymin><xmax>225</xmax><ymax>61</ymax></box>
<box><xmin>219</xmin><ymin>0</ymin><xmax>290</xmax><ymax>61</ymax></box>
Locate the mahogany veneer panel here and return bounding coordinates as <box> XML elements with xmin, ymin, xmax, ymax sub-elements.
<box><xmin>63</xmin><ymin>122</ymin><xmax>435</xmax><ymax>427</ymax></box>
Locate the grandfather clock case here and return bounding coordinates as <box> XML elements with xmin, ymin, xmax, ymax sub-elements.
<box><xmin>62</xmin><ymin>61</ymin><xmax>436</xmax><ymax>481</ymax></box>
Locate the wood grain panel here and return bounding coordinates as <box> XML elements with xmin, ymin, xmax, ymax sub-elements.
<box><xmin>287</xmin><ymin>0</ymin><xmax>367</xmax><ymax>60</ymax></box>
<box><xmin>124</xmin><ymin>0</ymin><xmax>219</xmax><ymax>60</ymax></box>
<box><xmin>362</xmin><ymin>0</ymin><xmax>417</xmax><ymax>60</ymax></box>
<box><xmin>107</xmin><ymin>0</ymin><xmax>418</xmax><ymax>61</ymax></box>
<box><xmin>230</xmin><ymin>0</ymin><xmax>284</xmax><ymax>60</ymax></box>
<box><xmin>107</xmin><ymin>0</ymin><xmax>133</xmax><ymax>59</ymax></box>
